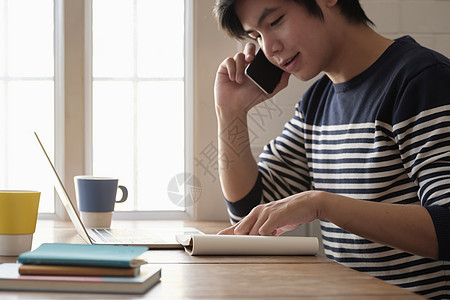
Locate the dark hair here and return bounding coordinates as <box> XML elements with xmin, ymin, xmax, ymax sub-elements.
<box><xmin>213</xmin><ymin>0</ymin><xmax>374</xmax><ymax>39</ymax></box>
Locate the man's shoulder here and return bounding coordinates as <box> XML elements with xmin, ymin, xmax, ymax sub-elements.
<box><xmin>388</xmin><ymin>36</ymin><xmax>450</xmax><ymax>94</ymax></box>
<box><xmin>388</xmin><ymin>36</ymin><xmax>449</xmax><ymax>75</ymax></box>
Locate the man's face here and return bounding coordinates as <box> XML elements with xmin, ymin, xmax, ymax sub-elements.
<box><xmin>235</xmin><ymin>0</ymin><xmax>333</xmax><ymax>81</ymax></box>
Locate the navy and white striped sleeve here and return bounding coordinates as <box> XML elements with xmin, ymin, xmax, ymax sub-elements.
<box><xmin>225</xmin><ymin>103</ymin><xmax>312</xmax><ymax>223</ymax></box>
<box><xmin>392</xmin><ymin>61</ymin><xmax>450</xmax><ymax>260</ymax></box>
<box><xmin>224</xmin><ymin>173</ymin><xmax>262</xmax><ymax>224</ymax></box>
<box><xmin>257</xmin><ymin>103</ymin><xmax>311</xmax><ymax>202</ymax></box>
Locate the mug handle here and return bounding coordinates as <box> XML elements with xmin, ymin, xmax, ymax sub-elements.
<box><xmin>116</xmin><ymin>185</ymin><xmax>128</xmax><ymax>203</ymax></box>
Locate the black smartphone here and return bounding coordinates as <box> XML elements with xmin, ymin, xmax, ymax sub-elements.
<box><xmin>244</xmin><ymin>48</ymin><xmax>284</xmax><ymax>94</ymax></box>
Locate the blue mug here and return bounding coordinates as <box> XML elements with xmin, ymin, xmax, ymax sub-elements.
<box><xmin>74</xmin><ymin>176</ymin><xmax>128</xmax><ymax>213</ymax></box>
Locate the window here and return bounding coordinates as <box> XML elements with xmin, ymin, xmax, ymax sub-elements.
<box><xmin>92</xmin><ymin>0</ymin><xmax>187</xmax><ymax>212</ymax></box>
<box><xmin>1</xmin><ymin>0</ymin><xmax>198</xmax><ymax>218</ymax></box>
<box><xmin>0</xmin><ymin>0</ymin><xmax>55</xmax><ymax>213</ymax></box>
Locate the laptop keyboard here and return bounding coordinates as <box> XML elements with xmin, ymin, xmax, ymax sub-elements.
<box><xmin>89</xmin><ymin>228</ymin><xmax>165</xmax><ymax>244</ymax></box>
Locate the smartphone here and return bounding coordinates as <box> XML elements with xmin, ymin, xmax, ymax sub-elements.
<box><xmin>244</xmin><ymin>48</ymin><xmax>284</xmax><ymax>94</ymax></box>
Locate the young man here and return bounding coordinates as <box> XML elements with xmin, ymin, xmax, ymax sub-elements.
<box><xmin>213</xmin><ymin>0</ymin><xmax>450</xmax><ymax>298</ymax></box>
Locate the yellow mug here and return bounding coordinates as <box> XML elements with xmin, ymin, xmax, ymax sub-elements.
<box><xmin>0</xmin><ymin>190</ymin><xmax>40</xmax><ymax>256</ymax></box>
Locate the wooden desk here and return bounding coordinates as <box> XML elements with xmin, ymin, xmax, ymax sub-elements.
<box><xmin>0</xmin><ymin>219</ymin><xmax>423</xmax><ymax>299</ymax></box>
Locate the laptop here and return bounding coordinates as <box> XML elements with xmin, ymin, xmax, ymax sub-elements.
<box><xmin>34</xmin><ymin>132</ymin><xmax>203</xmax><ymax>249</ymax></box>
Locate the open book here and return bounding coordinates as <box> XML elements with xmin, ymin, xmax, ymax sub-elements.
<box><xmin>176</xmin><ymin>234</ymin><xmax>319</xmax><ymax>256</ymax></box>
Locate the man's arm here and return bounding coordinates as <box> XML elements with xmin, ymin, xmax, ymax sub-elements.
<box><xmin>321</xmin><ymin>193</ymin><xmax>440</xmax><ymax>259</ymax></box>
<box><xmin>222</xmin><ymin>191</ymin><xmax>441</xmax><ymax>259</ymax></box>
<box><xmin>216</xmin><ymin>108</ymin><xmax>259</xmax><ymax>202</ymax></box>
<box><xmin>214</xmin><ymin>43</ymin><xmax>289</xmax><ymax>202</ymax></box>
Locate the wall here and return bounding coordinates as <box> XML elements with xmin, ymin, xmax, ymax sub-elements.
<box><xmin>193</xmin><ymin>0</ymin><xmax>236</xmax><ymax>220</ymax></box>
<box><xmin>193</xmin><ymin>0</ymin><xmax>450</xmax><ymax>223</ymax></box>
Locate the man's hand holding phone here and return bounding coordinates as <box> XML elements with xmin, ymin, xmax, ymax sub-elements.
<box><xmin>214</xmin><ymin>43</ymin><xmax>289</xmax><ymax>115</ymax></box>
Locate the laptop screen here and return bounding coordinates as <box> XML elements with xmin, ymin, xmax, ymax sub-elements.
<box><xmin>34</xmin><ymin>132</ymin><xmax>92</xmax><ymax>244</ymax></box>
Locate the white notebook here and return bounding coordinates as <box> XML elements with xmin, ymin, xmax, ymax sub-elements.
<box><xmin>176</xmin><ymin>234</ymin><xmax>319</xmax><ymax>256</ymax></box>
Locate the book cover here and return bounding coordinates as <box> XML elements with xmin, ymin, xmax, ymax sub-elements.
<box><xmin>176</xmin><ymin>234</ymin><xmax>319</xmax><ymax>256</ymax></box>
<box><xmin>17</xmin><ymin>243</ymin><xmax>148</xmax><ymax>268</ymax></box>
<box><xmin>19</xmin><ymin>264</ymin><xmax>139</xmax><ymax>277</ymax></box>
<box><xmin>0</xmin><ymin>263</ymin><xmax>161</xmax><ymax>294</ymax></box>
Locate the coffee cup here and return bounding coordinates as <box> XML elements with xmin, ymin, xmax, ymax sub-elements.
<box><xmin>0</xmin><ymin>190</ymin><xmax>40</xmax><ymax>256</ymax></box>
<box><xmin>74</xmin><ymin>176</ymin><xmax>128</xmax><ymax>228</ymax></box>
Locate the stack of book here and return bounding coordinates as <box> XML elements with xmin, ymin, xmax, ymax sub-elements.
<box><xmin>0</xmin><ymin>243</ymin><xmax>161</xmax><ymax>294</ymax></box>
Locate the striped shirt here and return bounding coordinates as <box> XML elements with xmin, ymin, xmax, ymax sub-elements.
<box><xmin>225</xmin><ymin>36</ymin><xmax>450</xmax><ymax>298</ymax></box>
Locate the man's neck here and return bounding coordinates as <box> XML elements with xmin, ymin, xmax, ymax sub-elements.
<box><xmin>325</xmin><ymin>25</ymin><xmax>393</xmax><ymax>84</ymax></box>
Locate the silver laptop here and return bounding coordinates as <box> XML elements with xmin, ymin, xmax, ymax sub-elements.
<box><xmin>34</xmin><ymin>132</ymin><xmax>202</xmax><ymax>249</ymax></box>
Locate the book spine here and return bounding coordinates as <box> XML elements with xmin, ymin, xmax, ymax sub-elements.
<box><xmin>18</xmin><ymin>265</ymin><xmax>138</xmax><ymax>277</ymax></box>
<box><xmin>17</xmin><ymin>258</ymin><xmax>131</xmax><ymax>268</ymax></box>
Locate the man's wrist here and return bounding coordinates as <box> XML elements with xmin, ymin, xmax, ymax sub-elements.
<box><xmin>313</xmin><ymin>191</ymin><xmax>337</xmax><ymax>222</ymax></box>
<box><xmin>215</xmin><ymin>103</ymin><xmax>247</xmax><ymax>122</ymax></box>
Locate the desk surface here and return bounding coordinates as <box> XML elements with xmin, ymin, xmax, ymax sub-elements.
<box><xmin>0</xmin><ymin>219</ymin><xmax>423</xmax><ymax>299</ymax></box>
